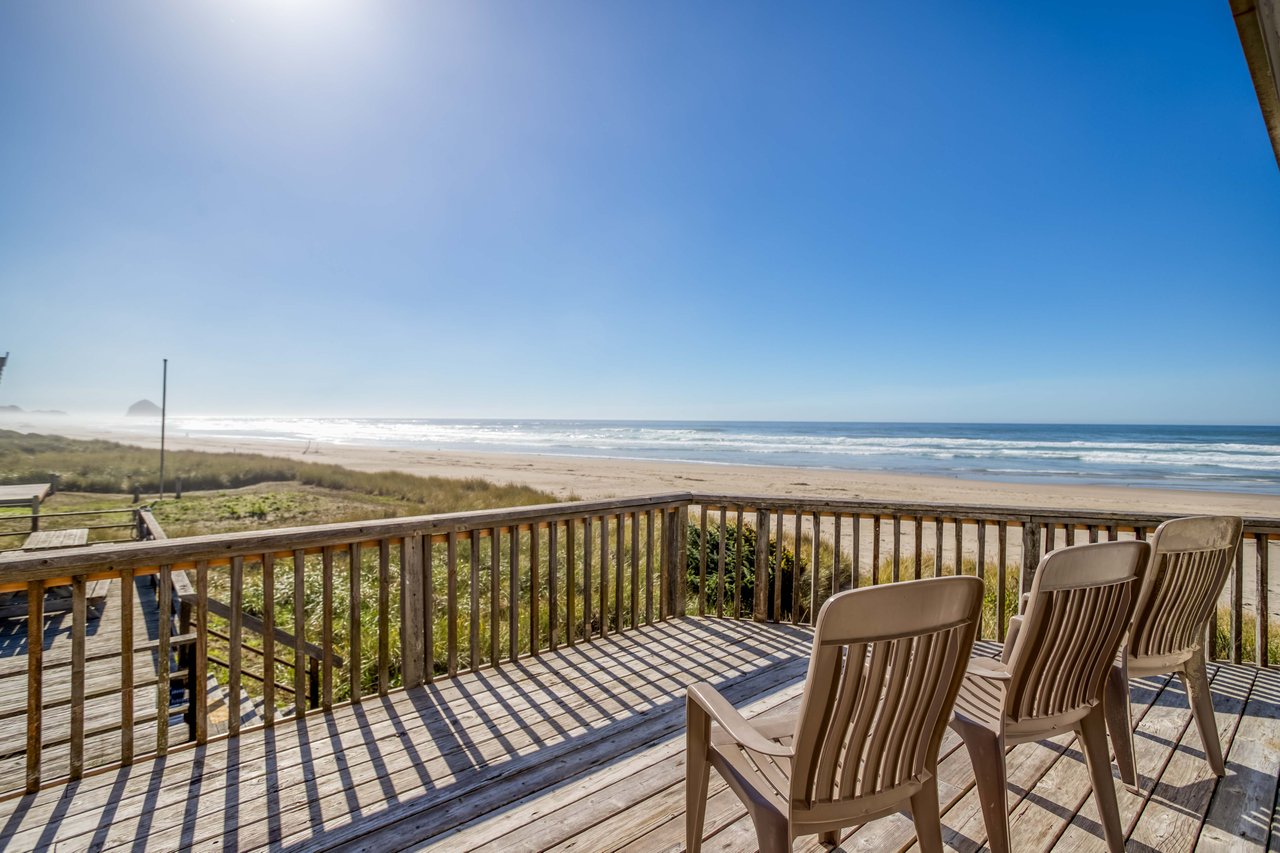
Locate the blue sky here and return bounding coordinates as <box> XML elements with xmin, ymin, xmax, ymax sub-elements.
<box><xmin>1</xmin><ymin>1</ymin><xmax>1277</xmax><ymax>423</ymax></box>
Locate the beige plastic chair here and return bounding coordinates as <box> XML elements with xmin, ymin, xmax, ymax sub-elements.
<box><xmin>949</xmin><ymin>539</ymin><xmax>1149</xmax><ymax>853</ymax></box>
<box><xmin>685</xmin><ymin>575</ymin><xmax>984</xmax><ymax>853</ymax></box>
<box><xmin>1105</xmin><ymin>515</ymin><xmax>1242</xmax><ymax>790</ymax></box>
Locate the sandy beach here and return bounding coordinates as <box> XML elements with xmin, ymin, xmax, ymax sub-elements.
<box><xmin>39</xmin><ymin>420</ymin><xmax>1280</xmax><ymax>519</ymax></box>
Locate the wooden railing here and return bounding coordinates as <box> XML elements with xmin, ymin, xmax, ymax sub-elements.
<box><xmin>0</xmin><ymin>489</ymin><xmax>1274</xmax><ymax>800</ymax></box>
<box><xmin>686</xmin><ymin>493</ymin><xmax>1279</xmax><ymax>668</ymax></box>
<box><xmin>0</xmin><ymin>494</ymin><xmax>687</xmax><ymax>796</ymax></box>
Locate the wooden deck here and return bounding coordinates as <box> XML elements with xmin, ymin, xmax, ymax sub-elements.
<box><xmin>0</xmin><ymin>618</ymin><xmax>1276</xmax><ymax>852</ymax></box>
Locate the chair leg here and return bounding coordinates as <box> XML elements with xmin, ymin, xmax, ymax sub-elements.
<box><xmin>1078</xmin><ymin>706</ymin><xmax>1125</xmax><ymax>853</ymax></box>
<box><xmin>819</xmin><ymin>829</ymin><xmax>839</xmax><ymax>847</ymax></box>
<box><xmin>1104</xmin><ymin>661</ymin><xmax>1137</xmax><ymax>791</ymax></box>
<box><xmin>753</xmin><ymin>814</ymin><xmax>790</xmax><ymax>853</ymax></box>
<box><xmin>952</xmin><ymin>719</ymin><xmax>1009</xmax><ymax>853</ymax></box>
<box><xmin>686</xmin><ymin>697</ymin><xmax>711</xmax><ymax>853</ymax></box>
<box><xmin>910</xmin><ymin>776</ymin><xmax>944</xmax><ymax>853</ymax></box>
<box><xmin>1181</xmin><ymin>648</ymin><xmax>1225</xmax><ymax>777</ymax></box>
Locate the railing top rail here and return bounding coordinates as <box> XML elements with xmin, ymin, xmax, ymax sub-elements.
<box><xmin>3</xmin><ymin>489</ymin><xmax>1276</xmax><ymax>586</ymax></box>
<box><xmin>688</xmin><ymin>492</ymin><xmax>1280</xmax><ymax>534</ymax></box>
<box><xmin>0</xmin><ymin>492</ymin><xmax>693</xmax><ymax>583</ymax></box>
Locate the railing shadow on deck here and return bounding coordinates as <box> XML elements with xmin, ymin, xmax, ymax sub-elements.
<box><xmin>100</xmin><ymin>618</ymin><xmax>811</xmax><ymax>852</ymax></box>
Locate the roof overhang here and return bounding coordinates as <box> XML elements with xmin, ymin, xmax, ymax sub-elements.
<box><xmin>1231</xmin><ymin>0</ymin><xmax>1280</xmax><ymax>170</ymax></box>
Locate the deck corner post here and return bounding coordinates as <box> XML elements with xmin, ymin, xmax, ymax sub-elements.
<box><xmin>754</xmin><ymin>510</ymin><xmax>769</xmax><ymax>622</ymax></box>
<box><xmin>1020</xmin><ymin>519</ymin><xmax>1041</xmax><ymax>596</ymax></box>
<box><xmin>401</xmin><ymin>533</ymin><xmax>427</xmax><ymax>688</ymax></box>
<box><xmin>663</xmin><ymin>505</ymin><xmax>687</xmax><ymax>620</ymax></box>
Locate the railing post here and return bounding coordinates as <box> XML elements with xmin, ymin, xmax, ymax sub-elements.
<box><xmin>30</xmin><ymin>498</ymin><xmax>39</xmax><ymax>533</ymax></box>
<box><xmin>1020</xmin><ymin>518</ymin><xmax>1041</xmax><ymax>595</ymax></box>
<box><xmin>664</xmin><ymin>505</ymin><xmax>687</xmax><ymax>619</ymax></box>
<box><xmin>400</xmin><ymin>534</ymin><xmax>426</xmax><ymax>689</ymax></box>
<box><xmin>754</xmin><ymin>510</ymin><xmax>769</xmax><ymax>622</ymax></box>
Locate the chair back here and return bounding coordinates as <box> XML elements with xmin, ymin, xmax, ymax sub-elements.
<box><xmin>789</xmin><ymin>576</ymin><xmax>984</xmax><ymax>810</ymax></box>
<box><xmin>1129</xmin><ymin>516</ymin><xmax>1241</xmax><ymax>663</ymax></box>
<box><xmin>1004</xmin><ymin>540</ymin><xmax>1148</xmax><ymax>722</ymax></box>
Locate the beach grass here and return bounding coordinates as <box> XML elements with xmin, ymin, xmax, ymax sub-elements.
<box><xmin>0</xmin><ymin>429</ymin><xmax>554</xmax><ymax>509</ymax></box>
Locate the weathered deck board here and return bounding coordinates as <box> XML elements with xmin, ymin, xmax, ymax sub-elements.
<box><xmin>0</xmin><ymin>618</ymin><xmax>1275</xmax><ymax>852</ymax></box>
<box><xmin>0</xmin><ymin>575</ymin><xmax>169</xmax><ymax>785</ymax></box>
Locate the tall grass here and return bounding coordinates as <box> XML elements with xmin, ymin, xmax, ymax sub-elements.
<box><xmin>685</xmin><ymin>522</ymin><xmax>1022</xmax><ymax>640</ymax></box>
<box><xmin>0</xmin><ymin>429</ymin><xmax>552</xmax><ymax>510</ymax></box>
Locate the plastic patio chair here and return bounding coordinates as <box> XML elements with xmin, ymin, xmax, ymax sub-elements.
<box><xmin>1105</xmin><ymin>515</ymin><xmax>1242</xmax><ymax>790</ymax></box>
<box><xmin>949</xmin><ymin>539</ymin><xmax>1149</xmax><ymax>853</ymax></box>
<box><xmin>685</xmin><ymin>575</ymin><xmax>985</xmax><ymax>853</ymax></box>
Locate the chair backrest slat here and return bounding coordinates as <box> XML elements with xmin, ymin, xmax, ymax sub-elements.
<box><xmin>789</xmin><ymin>576</ymin><xmax>983</xmax><ymax>810</ymax></box>
<box><xmin>1005</xmin><ymin>540</ymin><xmax>1147</xmax><ymax>722</ymax></box>
<box><xmin>1129</xmin><ymin>517</ymin><xmax>1241</xmax><ymax>662</ymax></box>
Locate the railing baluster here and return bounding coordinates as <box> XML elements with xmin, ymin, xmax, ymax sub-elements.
<box><xmin>194</xmin><ymin>560</ymin><xmax>209</xmax><ymax>742</ymax></box>
<box><xmin>630</xmin><ymin>512</ymin><xmax>640</xmax><ymax>630</ymax></box>
<box><xmin>510</xmin><ymin>526</ymin><xmax>521</xmax><ymax>659</ymax></box>
<box><xmin>976</xmin><ymin>521</ymin><xmax>987</xmax><ymax>639</ymax></box>
<box><xmin>321</xmin><ymin>548</ymin><xmax>334</xmax><ymax>709</ymax></box>
<box><xmin>733</xmin><ymin>506</ymin><xmax>744</xmax><ymax>618</ymax></box>
<box><xmin>471</xmin><ymin>529</ymin><xmax>482</xmax><ymax>669</ymax></box>
<box><xmin>120</xmin><ymin>567</ymin><xmax>134</xmax><ymax>764</ymax></box>
<box><xmin>792</xmin><ymin>509</ymin><xmax>802</xmax><ymax>621</ymax></box>
<box><xmin>997</xmin><ymin>521</ymin><xmax>1008</xmax><ymax>642</ymax></box>
<box><xmin>600</xmin><ymin>515</ymin><xmax>610</xmax><ymax>638</ymax></box>
<box><xmin>809</xmin><ymin>512</ymin><xmax>820</xmax><ymax>620</ymax></box>
<box><xmin>157</xmin><ymin>565</ymin><xmax>171</xmax><ymax>753</ymax></box>
<box><xmin>548</xmin><ymin>522</ymin><xmax>559</xmax><ymax>652</ymax></box>
<box><xmin>69</xmin><ymin>575</ymin><xmax>86</xmax><ymax>780</ymax></box>
<box><xmin>531</xmin><ymin>521</ymin><xmax>542</xmax><ymax>654</ymax></box>
<box><xmin>954</xmin><ymin>518</ymin><xmax>963</xmax><ymax>579</ymax></box>
<box><xmin>934</xmin><ymin>517</ymin><xmax>944</xmax><ymax>577</ymax></box>
<box><xmin>754</xmin><ymin>509</ymin><xmax>768</xmax><ymax>621</ymax></box>
<box><xmin>1231</xmin><ymin>542</ymin><xmax>1243</xmax><ymax>664</ymax></box>
<box><xmin>645</xmin><ymin>509</ymin><xmax>655</xmax><ymax>626</ymax></box>
<box><xmin>1257</xmin><ymin>534</ymin><xmax>1269</xmax><ymax>667</ymax></box>
<box><xmin>718</xmin><ymin>508</ymin><xmax>728</xmax><ymax>620</ymax></box>
<box><xmin>872</xmin><ymin>515</ymin><xmax>881</xmax><ymax>586</ymax></box>
<box><xmin>347</xmin><ymin>545</ymin><xmax>361</xmax><ymax>697</ymax></box>
<box><xmin>447</xmin><ymin>531</ymin><xmax>458</xmax><ymax>677</ymax></box>
<box><xmin>378</xmin><ymin>539</ymin><xmax>390</xmax><ymax>694</ymax></box>
<box><xmin>26</xmin><ymin>580</ymin><xmax>43</xmax><ymax>792</ymax></box>
<box><xmin>771</xmin><ymin>511</ymin><xmax>782</xmax><ymax>620</ymax></box>
<box><xmin>833</xmin><ymin>514</ymin><xmax>843</xmax><ymax>595</ymax></box>
<box><xmin>293</xmin><ymin>550</ymin><xmax>308</xmax><ymax>712</ymax></box>
<box><xmin>491</xmin><ymin>526</ymin><xmax>501</xmax><ymax>662</ymax></box>
<box><xmin>229</xmin><ymin>556</ymin><xmax>244</xmax><ymax>737</ymax></box>
<box><xmin>913</xmin><ymin>516</ymin><xmax>923</xmax><ymax>580</ymax></box>
<box><xmin>584</xmin><ymin>517</ymin><xmax>594</xmax><ymax>639</ymax></box>
<box><xmin>264</xmin><ymin>553</ymin><xmax>277</xmax><ymax>721</ymax></box>
<box><xmin>1088</xmin><ymin>524</ymin><xmax>1099</xmax><ymax>544</ymax></box>
<box><xmin>892</xmin><ymin>514</ymin><xmax>901</xmax><ymax>582</ymax></box>
<box><xmin>567</xmin><ymin>519</ymin><xmax>577</xmax><ymax>643</ymax></box>
<box><xmin>615</xmin><ymin>513</ymin><xmax>625</xmax><ymax>630</ymax></box>
<box><xmin>699</xmin><ymin>507</ymin><xmax>708</xmax><ymax>618</ymax></box>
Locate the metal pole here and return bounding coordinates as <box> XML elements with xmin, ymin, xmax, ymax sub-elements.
<box><xmin>159</xmin><ymin>358</ymin><xmax>168</xmax><ymax>500</ymax></box>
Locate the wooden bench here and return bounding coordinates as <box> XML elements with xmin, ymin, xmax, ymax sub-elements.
<box><xmin>22</xmin><ymin>528</ymin><xmax>89</xmax><ymax>551</ymax></box>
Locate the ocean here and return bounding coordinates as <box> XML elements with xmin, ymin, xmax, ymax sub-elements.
<box><xmin>128</xmin><ymin>418</ymin><xmax>1280</xmax><ymax>495</ymax></box>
